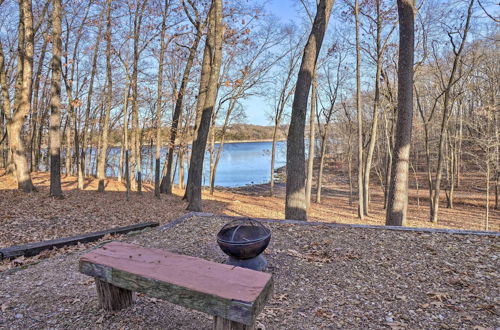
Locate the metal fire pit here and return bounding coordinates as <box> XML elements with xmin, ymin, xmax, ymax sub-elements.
<box><xmin>216</xmin><ymin>218</ymin><xmax>271</xmax><ymax>271</ymax></box>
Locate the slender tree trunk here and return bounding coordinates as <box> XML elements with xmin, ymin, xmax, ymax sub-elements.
<box><xmin>355</xmin><ymin>0</ymin><xmax>364</xmax><ymax>219</ymax></box>
<box><xmin>430</xmin><ymin>0</ymin><xmax>473</xmax><ymax>223</ymax></box>
<box><xmin>382</xmin><ymin>108</ymin><xmax>393</xmax><ymax>209</ymax></box>
<box><xmin>315</xmin><ymin>132</ymin><xmax>328</xmax><ymax>203</ymax></box>
<box><xmin>0</xmin><ymin>41</ymin><xmax>14</xmax><ymax>174</ymax></box>
<box><xmin>347</xmin><ymin>135</ymin><xmax>354</xmax><ymax>206</ymax></box>
<box><xmin>285</xmin><ymin>0</ymin><xmax>333</xmax><ymax>220</ymax></box>
<box><xmin>118</xmin><ymin>82</ymin><xmax>130</xmax><ymax>182</ymax></box>
<box><xmin>125</xmin><ymin>150</ymin><xmax>130</xmax><ymax>200</ymax></box>
<box><xmin>485</xmin><ymin>158</ymin><xmax>489</xmax><ymax>230</ymax></box>
<box><xmin>183</xmin><ymin>36</ymin><xmax>212</xmax><ymax>200</ymax></box>
<box><xmin>97</xmin><ymin>0</ymin><xmax>113</xmax><ymax>192</ymax></box>
<box><xmin>270</xmin><ymin>121</ymin><xmax>279</xmax><ymax>197</ymax></box>
<box><xmin>78</xmin><ymin>10</ymin><xmax>103</xmax><ymax>189</ymax></box>
<box><xmin>305</xmin><ymin>75</ymin><xmax>317</xmax><ymax>208</ymax></box>
<box><xmin>178</xmin><ymin>148</ymin><xmax>185</xmax><ymax>189</ymax></box>
<box><xmin>385</xmin><ymin>0</ymin><xmax>415</xmax><ymax>226</ymax></box>
<box><xmin>49</xmin><ymin>0</ymin><xmax>63</xmax><ymax>197</ymax></box>
<box><xmin>362</xmin><ymin>62</ymin><xmax>382</xmax><ymax>216</ymax></box>
<box><xmin>209</xmin><ymin>124</ymin><xmax>216</xmax><ymax>194</ymax></box>
<box><xmin>155</xmin><ymin>0</ymin><xmax>168</xmax><ymax>198</ymax></box>
<box><xmin>185</xmin><ymin>0</ymin><xmax>223</xmax><ymax>211</ymax></box>
<box><xmin>210</xmin><ymin>100</ymin><xmax>235</xmax><ymax>195</ymax></box>
<box><xmin>10</xmin><ymin>0</ymin><xmax>36</xmax><ymax>192</ymax></box>
<box><xmin>30</xmin><ymin>35</ymin><xmax>48</xmax><ymax>172</ymax></box>
<box><xmin>130</xmin><ymin>1</ymin><xmax>148</xmax><ymax>194</ymax></box>
<box><xmin>162</xmin><ymin>25</ymin><xmax>203</xmax><ymax>194</ymax></box>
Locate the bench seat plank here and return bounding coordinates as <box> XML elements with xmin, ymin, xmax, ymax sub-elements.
<box><xmin>79</xmin><ymin>242</ymin><xmax>273</xmax><ymax>325</ymax></box>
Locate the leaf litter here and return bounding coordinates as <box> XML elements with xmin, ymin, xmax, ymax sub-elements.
<box><xmin>0</xmin><ymin>215</ymin><xmax>498</xmax><ymax>329</ymax></box>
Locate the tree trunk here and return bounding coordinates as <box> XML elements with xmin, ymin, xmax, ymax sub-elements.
<box><xmin>154</xmin><ymin>0</ymin><xmax>168</xmax><ymax>198</ymax></box>
<box><xmin>30</xmin><ymin>34</ymin><xmax>49</xmax><ymax>172</ymax></box>
<box><xmin>315</xmin><ymin>133</ymin><xmax>327</xmax><ymax>203</ymax></box>
<box><xmin>385</xmin><ymin>0</ymin><xmax>415</xmax><ymax>226</ymax></box>
<box><xmin>97</xmin><ymin>0</ymin><xmax>113</xmax><ymax>192</ymax></box>
<box><xmin>270</xmin><ymin>122</ymin><xmax>279</xmax><ymax>197</ymax></box>
<box><xmin>430</xmin><ymin>0</ymin><xmax>473</xmax><ymax>223</ymax></box>
<box><xmin>161</xmin><ymin>16</ymin><xmax>203</xmax><ymax>195</ymax></box>
<box><xmin>10</xmin><ymin>0</ymin><xmax>36</xmax><ymax>192</ymax></box>
<box><xmin>354</xmin><ymin>0</ymin><xmax>364</xmax><ymax>219</ymax></box>
<box><xmin>118</xmin><ymin>83</ymin><xmax>130</xmax><ymax>183</ymax></box>
<box><xmin>0</xmin><ymin>41</ymin><xmax>14</xmax><ymax>174</ymax></box>
<box><xmin>49</xmin><ymin>0</ymin><xmax>63</xmax><ymax>198</ymax></box>
<box><xmin>362</xmin><ymin>45</ymin><xmax>382</xmax><ymax>216</ymax></box>
<box><xmin>78</xmin><ymin>10</ymin><xmax>103</xmax><ymax>189</ymax></box>
<box><xmin>305</xmin><ymin>75</ymin><xmax>317</xmax><ymax>208</ymax></box>
<box><xmin>130</xmin><ymin>0</ymin><xmax>148</xmax><ymax>194</ymax></box>
<box><xmin>285</xmin><ymin>0</ymin><xmax>333</xmax><ymax>220</ymax></box>
<box><xmin>185</xmin><ymin>0</ymin><xmax>223</xmax><ymax>211</ymax></box>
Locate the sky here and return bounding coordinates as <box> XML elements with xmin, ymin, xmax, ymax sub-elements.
<box><xmin>241</xmin><ymin>0</ymin><xmax>303</xmax><ymax>126</ymax></box>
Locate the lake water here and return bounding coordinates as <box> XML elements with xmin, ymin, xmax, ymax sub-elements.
<box><xmin>48</xmin><ymin>141</ymin><xmax>288</xmax><ymax>188</ymax></box>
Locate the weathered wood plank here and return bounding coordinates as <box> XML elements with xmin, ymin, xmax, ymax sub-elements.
<box><xmin>0</xmin><ymin>222</ymin><xmax>159</xmax><ymax>260</ymax></box>
<box><xmin>95</xmin><ymin>278</ymin><xmax>133</xmax><ymax>311</ymax></box>
<box><xmin>214</xmin><ymin>316</ymin><xmax>253</xmax><ymax>330</ymax></box>
<box><xmin>79</xmin><ymin>242</ymin><xmax>273</xmax><ymax>325</ymax></box>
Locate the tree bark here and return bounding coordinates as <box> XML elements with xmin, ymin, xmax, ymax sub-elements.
<box><xmin>97</xmin><ymin>0</ymin><xmax>113</xmax><ymax>192</ymax></box>
<box><xmin>0</xmin><ymin>41</ymin><xmax>14</xmax><ymax>174</ymax></box>
<box><xmin>161</xmin><ymin>2</ymin><xmax>204</xmax><ymax>195</ymax></box>
<box><xmin>78</xmin><ymin>9</ymin><xmax>103</xmax><ymax>189</ymax></box>
<box><xmin>354</xmin><ymin>0</ymin><xmax>364</xmax><ymax>219</ymax></box>
<box><xmin>185</xmin><ymin>0</ymin><xmax>223</xmax><ymax>211</ymax></box>
<box><xmin>315</xmin><ymin>132</ymin><xmax>327</xmax><ymax>203</ymax></box>
<box><xmin>10</xmin><ymin>0</ymin><xmax>36</xmax><ymax>192</ymax></box>
<box><xmin>155</xmin><ymin>0</ymin><xmax>168</xmax><ymax>198</ymax></box>
<box><xmin>285</xmin><ymin>0</ymin><xmax>333</xmax><ymax>220</ymax></box>
<box><xmin>49</xmin><ymin>0</ymin><xmax>63</xmax><ymax>198</ymax></box>
<box><xmin>305</xmin><ymin>75</ymin><xmax>317</xmax><ymax>208</ymax></box>
<box><xmin>430</xmin><ymin>0</ymin><xmax>473</xmax><ymax>223</ymax></box>
<box><xmin>130</xmin><ymin>0</ymin><xmax>148</xmax><ymax>194</ymax></box>
<box><xmin>30</xmin><ymin>33</ymin><xmax>49</xmax><ymax>172</ymax></box>
<box><xmin>385</xmin><ymin>0</ymin><xmax>415</xmax><ymax>226</ymax></box>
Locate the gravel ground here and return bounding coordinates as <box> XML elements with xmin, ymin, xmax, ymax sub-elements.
<box><xmin>1</xmin><ymin>214</ymin><xmax>499</xmax><ymax>329</ymax></box>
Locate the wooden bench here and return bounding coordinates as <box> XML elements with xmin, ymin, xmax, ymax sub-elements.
<box><xmin>79</xmin><ymin>242</ymin><xmax>273</xmax><ymax>329</ymax></box>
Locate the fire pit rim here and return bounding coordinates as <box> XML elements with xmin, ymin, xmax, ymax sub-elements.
<box><xmin>216</xmin><ymin>220</ymin><xmax>271</xmax><ymax>245</ymax></box>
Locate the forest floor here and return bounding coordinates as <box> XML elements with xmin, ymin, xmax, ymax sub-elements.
<box><xmin>0</xmin><ymin>165</ymin><xmax>498</xmax><ymax>252</ymax></box>
<box><xmin>1</xmin><ymin>214</ymin><xmax>498</xmax><ymax>329</ymax></box>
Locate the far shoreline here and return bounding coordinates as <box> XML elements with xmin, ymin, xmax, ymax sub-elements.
<box><xmin>106</xmin><ymin>139</ymin><xmax>287</xmax><ymax>148</ymax></box>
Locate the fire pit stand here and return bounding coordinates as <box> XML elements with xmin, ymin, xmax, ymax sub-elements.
<box><xmin>216</xmin><ymin>218</ymin><xmax>271</xmax><ymax>271</ymax></box>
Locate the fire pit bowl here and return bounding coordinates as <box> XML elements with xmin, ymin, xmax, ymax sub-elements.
<box><xmin>216</xmin><ymin>218</ymin><xmax>271</xmax><ymax>271</ymax></box>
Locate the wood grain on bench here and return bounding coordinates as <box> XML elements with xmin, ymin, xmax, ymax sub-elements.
<box><xmin>79</xmin><ymin>242</ymin><xmax>273</xmax><ymax>326</ymax></box>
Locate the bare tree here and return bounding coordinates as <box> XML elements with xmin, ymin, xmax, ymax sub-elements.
<box><xmin>285</xmin><ymin>0</ymin><xmax>334</xmax><ymax>220</ymax></box>
<box><xmin>385</xmin><ymin>0</ymin><xmax>415</xmax><ymax>226</ymax></box>
<box><xmin>185</xmin><ymin>0</ymin><xmax>223</xmax><ymax>211</ymax></box>
<box><xmin>269</xmin><ymin>28</ymin><xmax>301</xmax><ymax>197</ymax></box>
<box><xmin>429</xmin><ymin>0</ymin><xmax>474</xmax><ymax>223</ymax></box>
<box><xmin>154</xmin><ymin>0</ymin><xmax>169</xmax><ymax>198</ymax></box>
<box><xmin>78</xmin><ymin>8</ymin><xmax>104</xmax><ymax>190</ymax></box>
<box><xmin>97</xmin><ymin>0</ymin><xmax>113</xmax><ymax>192</ymax></box>
<box><xmin>160</xmin><ymin>0</ymin><xmax>204</xmax><ymax>195</ymax></box>
<box><xmin>354</xmin><ymin>0</ymin><xmax>364</xmax><ymax>219</ymax></box>
<box><xmin>9</xmin><ymin>0</ymin><xmax>36</xmax><ymax>192</ymax></box>
<box><xmin>49</xmin><ymin>0</ymin><xmax>63</xmax><ymax>197</ymax></box>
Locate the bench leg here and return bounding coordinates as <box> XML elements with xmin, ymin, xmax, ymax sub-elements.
<box><xmin>95</xmin><ymin>278</ymin><xmax>133</xmax><ymax>311</ymax></box>
<box><xmin>213</xmin><ymin>316</ymin><xmax>253</xmax><ymax>330</ymax></box>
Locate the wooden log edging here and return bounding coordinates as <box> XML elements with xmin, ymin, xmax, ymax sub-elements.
<box><xmin>167</xmin><ymin>212</ymin><xmax>500</xmax><ymax>237</ymax></box>
<box><xmin>0</xmin><ymin>222</ymin><xmax>159</xmax><ymax>261</ymax></box>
